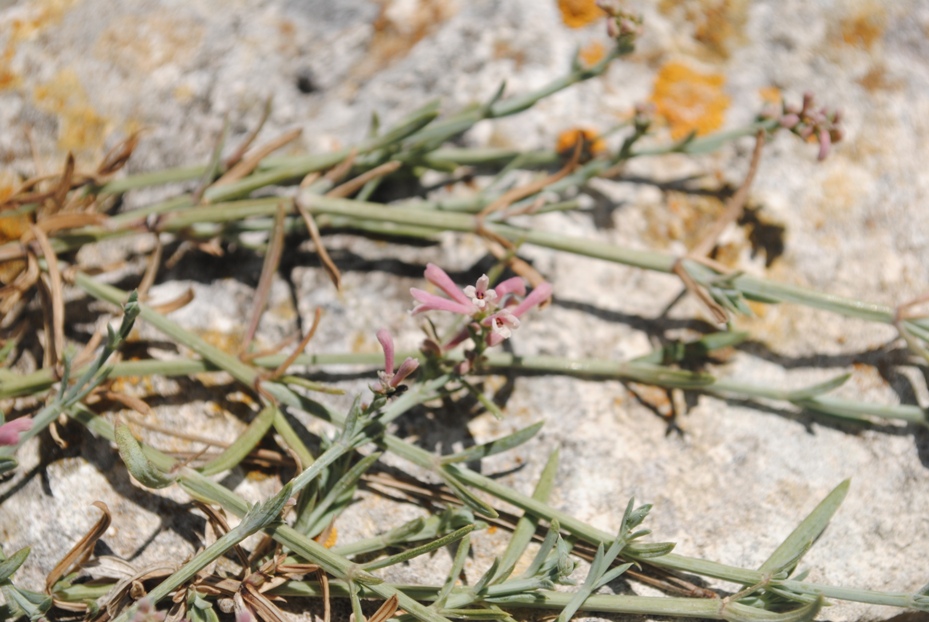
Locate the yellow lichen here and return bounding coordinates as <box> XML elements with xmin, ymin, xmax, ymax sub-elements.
<box><xmin>758</xmin><ymin>86</ymin><xmax>782</xmax><ymax>104</ymax></box>
<box><xmin>33</xmin><ymin>69</ymin><xmax>110</xmax><ymax>155</ymax></box>
<box><xmin>556</xmin><ymin>127</ymin><xmax>607</xmax><ymax>161</ymax></box>
<box><xmin>650</xmin><ymin>61</ymin><xmax>730</xmax><ymax>139</ymax></box>
<box><xmin>839</xmin><ymin>6</ymin><xmax>886</xmax><ymax>50</ymax></box>
<box><xmin>0</xmin><ymin>44</ymin><xmax>20</xmax><ymax>91</ymax></box>
<box><xmin>0</xmin><ymin>171</ymin><xmax>28</xmax><ymax>284</ymax></box>
<box><xmin>578</xmin><ymin>40</ymin><xmax>607</xmax><ymax>67</ymax></box>
<box><xmin>10</xmin><ymin>0</ymin><xmax>78</xmax><ymax>42</ymax></box>
<box><xmin>557</xmin><ymin>0</ymin><xmax>605</xmax><ymax>28</ymax></box>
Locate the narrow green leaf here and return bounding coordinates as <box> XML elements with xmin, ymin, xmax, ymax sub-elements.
<box><xmin>786</xmin><ymin>374</ymin><xmax>851</xmax><ymax>402</ymax></box>
<box><xmin>758</xmin><ymin>480</ymin><xmax>850</xmax><ymax>576</ymax></box>
<box><xmin>1</xmin><ymin>583</ymin><xmax>52</xmax><ymax>619</ymax></box>
<box><xmin>596</xmin><ymin>562</ymin><xmax>634</xmax><ymax>589</ymax></box>
<box><xmin>441</xmin><ymin>422</ymin><xmax>543</xmax><ymax>465</ymax></box>
<box><xmin>297</xmin><ymin>452</ymin><xmax>382</xmax><ymax>537</ymax></box>
<box><xmin>362</xmin><ymin>525</ymin><xmax>475</xmax><ymax>571</ymax></box>
<box><xmin>625</xmin><ymin>541</ymin><xmax>675</xmax><ymax>559</ymax></box>
<box><xmin>0</xmin><ymin>548</ymin><xmax>29</xmax><ymax>582</ymax></box>
<box><xmin>473</xmin><ymin>558</ymin><xmax>500</xmax><ymax>594</ymax></box>
<box><xmin>199</xmin><ymin>402</ymin><xmax>276</xmax><ymax>476</ymax></box>
<box><xmin>722</xmin><ymin>595</ymin><xmax>823</xmax><ymax>622</ymax></box>
<box><xmin>622</xmin><ymin>363</ymin><xmax>715</xmax><ymax>388</ymax></box>
<box><xmin>519</xmin><ymin>519</ymin><xmax>562</xmax><ymax>579</ymax></box>
<box><xmin>370</xmin><ymin>99</ymin><xmax>442</xmax><ymax>149</ymax></box>
<box><xmin>114</xmin><ymin>424</ymin><xmax>176</xmax><ymax>489</ymax></box>
<box><xmin>481</xmin><ymin>81</ymin><xmax>508</xmax><ymax>116</ymax></box>
<box><xmin>441</xmin><ymin>465</ymin><xmax>499</xmax><ymax>518</ymax></box>
<box><xmin>271</xmin><ymin>407</ymin><xmax>315</xmax><ymax>470</ymax></box>
<box><xmin>194</xmin><ymin>119</ymin><xmax>229</xmax><ymax>200</ymax></box>
<box><xmin>188</xmin><ymin>592</ymin><xmax>220</xmax><ymax>622</ymax></box>
<box><xmin>434</xmin><ymin>531</ymin><xmax>472</xmax><ymax>609</ymax></box>
<box><xmin>492</xmin><ymin>449</ymin><xmax>559</xmax><ymax>584</ymax></box>
<box><xmin>556</xmin><ymin>521</ymin><xmax>630</xmax><ymax>622</ymax></box>
<box><xmin>0</xmin><ymin>458</ymin><xmax>18</xmax><ymax>475</ymax></box>
<box><xmin>241</xmin><ymin>481</ymin><xmax>294</xmax><ymax>533</ymax></box>
<box><xmin>436</xmin><ymin>608</ymin><xmax>509</xmax><ymax>620</ymax></box>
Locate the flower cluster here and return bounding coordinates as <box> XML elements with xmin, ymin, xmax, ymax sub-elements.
<box><xmin>762</xmin><ymin>92</ymin><xmax>843</xmax><ymax>161</ymax></box>
<box><xmin>596</xmin><ymin>0</ymin><xmax>643</xmax><ymax>41</ymax></box>
<box><xmin>411</xmin><ymin>263</ymin><xmax>552</xmax><ymax>350</ymax></box>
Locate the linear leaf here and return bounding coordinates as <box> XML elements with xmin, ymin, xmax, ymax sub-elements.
<box><xmin>0</xmin><ymin>548</ymin><xmax>29</xmax><ymax>583</ymax></box>
<box><xmin>440</xmin><ymin>421</ymin><xmax>543</xmax><ymax>465</ymax></box>
<box><xmin>362</xmin><ymin>525</ymin><xmax>475</xmax><ymax>571</ymax></box>
<box><xmin>722</xmin><ymin>596</ymin><xmax>823</xmax><ymax>622</ymax></box>
<box><xmin>199</xmin><ymin>402</ymin><xmax>277</xmax><ymax>476</ymax></box>
<box><xmin>441</xmin><ymin>465</ymin><xmax>499</xmax><ymax>518</ymax></box>
<box><xmin>787</xmin><ymin>374</ymin><xmax>851</xmax><ymax>402</ymax></box>
<box><xmin>115</xmin><ymin>424</ymin><xmax>175</xmax><ymax>489</ymax></box>
<box><xmin>759</xmin><ymin>480</ymin><xmax>850</xmax><ymax>576</ymax></box>
<box><xmin>492</xmin><ymin>449</ymin><xmax>559</xmax><ymax>584</ymax></box>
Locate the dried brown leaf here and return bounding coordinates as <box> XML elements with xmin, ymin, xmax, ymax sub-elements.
<box><xmin>241</xmin><ymin>582</ymin><xmax>289</xmax><ymax>622</ymax></box>
<box><xmin>294</xmin><ymin>198</ymin><xmax>341</xmax><ymax>291</ymax></box>
<box><xmin>326</xmin><ymin>160</ymin><xmax>401</xmax><ymax>199</ymax></box>
<box><xmin>50</xmin><ymin>153</ymin><xmax>75</xmax><ymax>213</ymax></box>
<box><xmin>368</xmin><ymin>594</ymin><xmax>399</xmax><ymax>622</ymax></box>
<box><xmin>148</xmin><ymin>287</ymin><xmax>194</xmax><ymax>315</ymax></box>
<box><xmin>214</xmin><ymin>127</ymin><xmax>303</xmax><ymax>187</ymax></box>
<box><xmin>269</xmin><ymin>306</ymin><xmax>322</xmax><ymax>380</ymax></box>
<box><xmin>36</xmin><ymin>212</ymin><xmax>108</xmax><ymax>235</ymax></box>
<box><xmin>0</xmin><ymin>252</ymin><xmax>39</xmax><ymax>313</ymax></box>
<box><xmin>137</xmin><ymin>235</ymin><xmax>164</xmax><ymax>298</ymax></box>
<box><xmin>691</xmin><ymin>130</ymin><xmax>765</xmax><ymax>258</ymax></box>
<box><xmin>323</xmin><ymin>149</ymin><xmax>356</xmax><ymax>186</ymax></box>
<box><xmin>96</xmin><ymin>132</ymin><xmax>141</xmax><ymax>178</ymax></box>
<box><xmin>30</xmin><ymin>224</ymin><xmax>64</xmax><ymax>367</ymax></box>
<box><xmin>241</xmin><ymin>202</ymin><xmax>287</xmax><ymax>355</ymax></box>
<box><xmin>46</xmin><ymin>501</ymin><xmax>112</xmax><ymax>595</ymax></box>
<box><xmin>225</xmin><ymin>97</ymin><xmax>273</xmax><ymax>170</ymax></box>
<box><xmin>98</xmin><ymin>391</ymin><xmax>153</xmax><ymax>416</ymax></box>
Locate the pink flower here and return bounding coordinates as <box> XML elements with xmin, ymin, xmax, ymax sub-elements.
<box><xmin>410</xmin><ymin>264</ymin><xmax>553</xmax><ymax>350</ymax></box>
<box><xmin>509</xmin><ymin>282</ymin><xmax>553</xmax><ymax>317</ymax></box>
<box><xmin>463</xmin><ymin>274</ymin><xmax>497</xmax><ymax>310</ymax></box>
<box><xmin>481</xmin><ymin>282</ymin><xmax>552</xmax><ymax>346</ymax></box>
<box><xmin>484</xmin><ymin>310</ymin><xmax>520</xmax><ymax>347</ymax></box>
<box><xmin>0</xmin><ymin>417</ymin><xmax>32</xmax><ymax>446</ymax></box>
<box><xmin>411</xmin><ymin>264</ymin><xmax>477</xmax><ymax>316</ymax></box>
<box><xmin>411</xmin><ymin>265</ymin><xmax>531</xmax><ymax>318</ymax></box>
<box><xmin>489</xmin><ymin>276</ymin><xmax>526</xmax><ymax>301</ymax></box>
<box><xmin>373</xmin><ymin>329</ymin><xmax>419</xmax><ymax>394</ymax></box>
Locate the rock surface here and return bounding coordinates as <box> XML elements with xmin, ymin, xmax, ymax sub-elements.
<box><xmin>1</xmin><ymin>1</ymin><xmax>928</xmax><ymax>621</ymax></box>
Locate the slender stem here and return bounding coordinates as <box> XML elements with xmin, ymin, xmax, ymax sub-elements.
<box><xmin>7</xmin><ymin>348</ymin><xmax>922</xmax><ymax>426</ymax></box>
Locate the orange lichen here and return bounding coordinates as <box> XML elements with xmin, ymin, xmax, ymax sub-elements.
<box><xmin>839</xmin><ymin>7</ymin><xmax>886</xmax><ymax>50</ymax></box>
<box><xmin>0</xmin><ymin>44</ymin><xmax>20</xmax><ymax>91</ymax></box>
<box><xmin>659</xmin><ymin>0</ymin><xmax>747</xmax><ymax>60</ymax></box>
<box><xmin>0</xmin><ymin>172</ymin><xmax>28</xmax><ymax>283</ymax></box>
<box><xmin>94</xmin><ymin>13</ymin><xmax>205</xmax><ymax>73</ymax></box>
<box><xmin>692</xmin><ymin>0</ymin><xmax>748</xmax><ymax>60</ymax></box>
<box><xmin>556</xmin><ymin>127</ymin><xmax>607</xmax><ymax>161</ymax></box>
<box><xmin>33</xmin><ymin>69</ymin><xmax>110</xmax><ymax>155</ymax></box>
<box><xmin>492</xmin><ymin>39</ymin><xmax>527</xmax><ymax>68</ymax></box>
<box><xmin>356</xmin><ymin>0</ymin><xmax>458</xmax><ymax>77</ymax></box>
<box><xmin>758</xmin><ymin>86</ymin><xmax>781</xmax><ymax>104</ymax></box>
<box><xmin>315</xmin><ymin>526</ymin><xmax>338</xmax><ymax>548</ymax></box>
<box><xmin>650</xmin><ymin>61</ymin><xmax>729</xmax><ymax>139</ymax></box>
<box><xmin>10</xmin><ymin>0</ymin><xmax>78</xmax><ymax>41</ymax></box>
<box><xmin>558</xmin><ymin>0</ymin><xmax>605</xmax><ymax>28</ymax></box>
<box><xmin>857</xmin><ymin>64</ymin><xmax>899</xmax><ymax>92</ymax></box>
<box><xmin>579</xmin><ymin>40</ymin><xmax>607</xmax><ymax>67</ymax></box>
